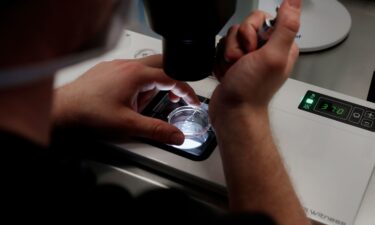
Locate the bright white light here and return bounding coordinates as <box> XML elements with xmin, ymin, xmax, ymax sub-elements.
<box><xmin>306</xmin><ymin>98</ymin><xmax>314</xmax><ymax>104</ymax></box>
<box><xmin>172</xmin><ymin>138</ymin><xmax>203</xmax><ymax>149</ymax></box>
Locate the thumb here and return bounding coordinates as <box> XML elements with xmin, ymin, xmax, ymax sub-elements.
<box><xmin>130</xmin><ymin>113</ymin><xmax>185</xmax><ymax>145</ymax></box>
<box><xmin>266</xmin><ymin>0</ymin><xmax>301</xmax><ymax>56</ymax></box>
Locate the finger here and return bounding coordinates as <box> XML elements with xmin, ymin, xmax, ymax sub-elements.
<box><xmin>214</xmin><ymin>37</ymin><xmax>228</xmax><ymax>81</ymax></box>
<box><xmin>284</xmin><ymin>43</ymin><xmax>299</xmax><ymax>75</ymax></box>
<box><xmin>266</xmin><ymin>0</ymin><xmax>301</xmax><ymax>57</ymax></box>
<box><xmin>131</xmin><ymin>65</ymin><xmax>200</xmax><ymax>106</ymax></box>
<box><xmin>131</xmin><ymin>54</ymin><xmax>163</xmax><ymax>68</ymax></box>
<box><xmin>223</xmin><ymin>24</ymin><xmax>244</xmax><ymax>63</ymax></box>
<box><xmin>105</xmin><ymin>54</ymin><xmax>162</xmax><ymax>69</ymax></box>
<box><xmin>237</xmin><ymin>10</ymin><xmax>269</xmax><ymax>52</ymax></box>
<box><xmin>168</xmin><ymin>92</ymin><xmax>181</xmax><ymax>103</ymax></box>
<box><xmin>140</xmin><ymin>68</ymin><xmax>200</xmax><ymax>106</ymax></box>
<box><xmin>170</xmin><ymin>82</ymin><xmax>200</xmax><ymax>106</ymax></box>
<box><xmin>135</xmin><ymin>67</ymin><xmax>175</xmax><ymax>92</ymax></box>
<box><xmin>154</xmin><ymin>79</ymin><xmax>200</xmax><ymax>106</ymax></box>
<box><xmin>127</xmin><ymin>112</ymin><xmax>185</xmax><ymax>145</ymax></box>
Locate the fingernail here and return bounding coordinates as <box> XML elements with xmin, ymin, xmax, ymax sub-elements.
<box><xmin>188</xmin><ymin>98</ymin><xmax>201</xmax><ymax>107</ymax></box>
<box><xmin>288</xmin><ymin>0</ymin><xmax>301</xmax><ymax>8</ymax></box>
<box><xmin>171</xmin><ymin>132</ymin><xmax>185</xmax><ymax>145</ymax></box>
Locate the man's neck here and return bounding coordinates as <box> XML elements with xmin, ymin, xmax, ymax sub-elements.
<box><xmin>0</xmin><ymin>77</ymin><xmax>54</xmax><ymax>147</ymax></box>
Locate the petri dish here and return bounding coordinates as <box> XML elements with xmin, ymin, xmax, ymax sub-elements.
<box><xmin>168</xmin><ymin>106</ymin><xmax>210</xmax><ymax>149</ymax></box>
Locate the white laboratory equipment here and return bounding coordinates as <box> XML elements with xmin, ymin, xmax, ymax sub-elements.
<box><xmin>56</xmin><ymin>30</ymin><xmax>375</xmax><ymax>225</ymax></box>
<box><xmin>258</xmin><ymin>0</ymin><xmax>352</xmax><ymax>52</ymax></box>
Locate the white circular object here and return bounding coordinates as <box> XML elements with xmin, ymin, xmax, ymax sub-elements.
<box><xmin>258</xmin><ymin>0</ymin><xmax>352</xmax><ymax>52</ymax></box>
<box><xmin>168</xmin><ymin>106</ymin><xmax>210</xmax><ymax>149</ymax></box>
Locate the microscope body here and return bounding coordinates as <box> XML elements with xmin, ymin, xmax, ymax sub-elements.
<box><xmin>143</xmin><ymin>0</ymin><xmax>236</xmax><ymax>81</ymax></box>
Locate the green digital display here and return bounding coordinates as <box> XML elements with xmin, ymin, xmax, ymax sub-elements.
<box><xmin>315</xmin><ymin>98</ymin><xmax>351</xmax><ymax>119</ymax></box>
<box><xmin>299</xmin><ymin>91</ymin><xmax>375</xmax><ymax>132</ymax></box>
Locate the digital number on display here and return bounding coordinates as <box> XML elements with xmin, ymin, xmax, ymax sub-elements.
<box><xmin>299</xmin><ymin>90</ymin><xmax>375</xmax><ymax>132</ymax></box>
<box><xmin>315</xmin><ymin>98</ymin><xmax>351</xmax><ymax>119</ymax></box>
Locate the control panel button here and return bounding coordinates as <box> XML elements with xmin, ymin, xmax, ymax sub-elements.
<box><xmin>364</xmin><ymin>111</ymin><xmax>375</xmax><ymax>120</ymax></box>
<box><xmin>361</xmin><ymin>119</ymin><xmax>374</xmax><ymax>128</ymax></box>
<box><xmin>349</xmin><ymin>108</ymin><xmax>364</xmax><ymax>124</ymax></box>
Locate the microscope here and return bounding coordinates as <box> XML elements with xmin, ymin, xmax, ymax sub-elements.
<box><xmin>137</xmin><ymin>0</ymin><xmax>237</xmax><ymax>156</ymax></box>
<box><xmin>55</xmin><ymin>2</ymin><xmax>375</xmax><ymax>224</ymax></box>
<box><xmin>143</xmin><ymin>0</ymin><xmax>236</xmax><ymax>81</ymax></box>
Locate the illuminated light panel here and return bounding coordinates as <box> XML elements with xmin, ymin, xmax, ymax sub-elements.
<box><xmin>172</xmin><ymin>138</ymin><xmax>203</xmax><ymax>149</ymax></box>
<box><xmin>306</xmin><ymin>98</ymin><xmax>314</xmax><ymax>104</ymax></box>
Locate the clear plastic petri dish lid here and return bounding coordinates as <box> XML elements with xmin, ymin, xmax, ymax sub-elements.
<box><xmin>168</xmin><ymin>106</ymin><xmax>210</xmax><ymax>139</ymax></box>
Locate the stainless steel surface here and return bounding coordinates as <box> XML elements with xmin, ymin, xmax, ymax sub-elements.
<box><xmin>293</xmin><ymin>0</ymin><xmax>375</xmax><ymax>100</ymax></box>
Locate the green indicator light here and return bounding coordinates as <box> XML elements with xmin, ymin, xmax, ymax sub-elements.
<box><xmin>306</xmin><ymin>98</ymin><xmax>314</xmax><ymax>104</ymax></box>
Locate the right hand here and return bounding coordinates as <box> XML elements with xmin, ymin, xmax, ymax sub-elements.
<box><xmin>210</xmin><ymin>0</ymin><xmax>301</xmax><ymax>127</ymax></box>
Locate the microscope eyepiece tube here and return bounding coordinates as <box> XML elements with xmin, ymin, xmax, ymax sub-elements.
<box><xmin>143</xmin><ymin>0</ymin><xmax>236</xmax><ymax>81</ymax></box>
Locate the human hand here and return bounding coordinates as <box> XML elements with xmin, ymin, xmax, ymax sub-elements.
<box><xmin>208</xmin><ymin>3</ymin><xmax>310</xmax><ymax>223</ymax></box>
<box><xmin>210</xmin><ymin>0</ymin><xmax>301</xmax><ymax>127</ymax></box>
<box><xmin>53</xmin><ymin>55</ymin><xmax>200</xmax><ymax>145</ymax></box>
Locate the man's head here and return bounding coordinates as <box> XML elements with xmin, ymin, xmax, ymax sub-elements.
<box><xmin>0</xmin><ymin>0</ymin><xmax>130</xmax><ymax>87</ymax></box>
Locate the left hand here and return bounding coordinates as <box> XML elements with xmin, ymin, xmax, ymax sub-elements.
<box><xmin>53</xmin><ymin>55</ymin><xmax>200</xmax><ymax>145</ymax></box>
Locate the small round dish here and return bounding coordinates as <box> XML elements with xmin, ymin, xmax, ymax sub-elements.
<box><xmin>168</xmin><ymin>106</ymin><xmax>210</xmax><ymax>148</ymax></box>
